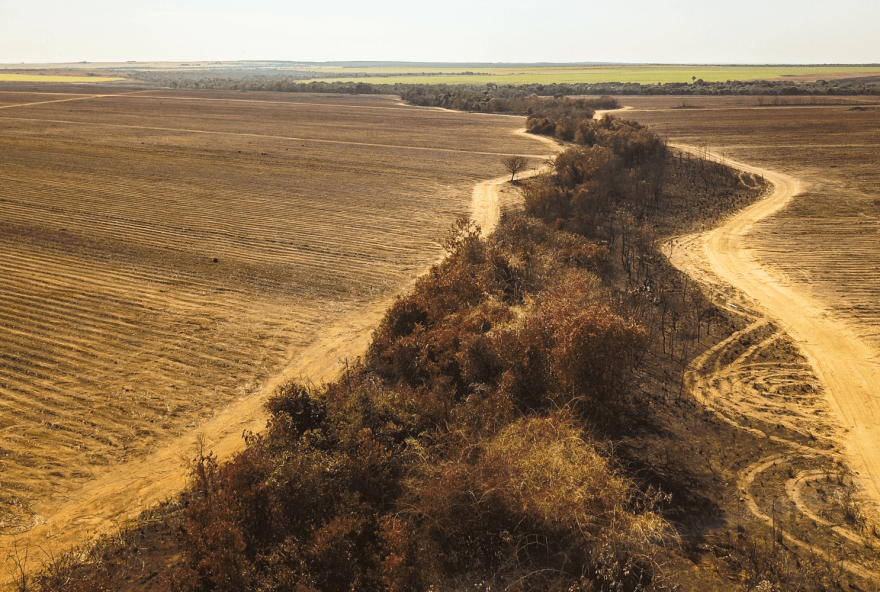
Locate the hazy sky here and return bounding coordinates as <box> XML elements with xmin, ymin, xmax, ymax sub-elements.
<box><xmin>1</xmin><ymin>0</ymin><xmax>878</xmax><ymax>64</ymax></box>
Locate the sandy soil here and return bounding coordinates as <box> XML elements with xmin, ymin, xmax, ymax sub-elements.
<box><xmin>471</xmin><ymin>130</ymin><xmax>560</xmax><ymax>236</ymax></box>
<box><xmin>0</xmin><ymin>89</ymin><xmax>552</xmax><ymax>579</ymax></box>
<box><xmin>609</xmin><ymin>97</ymin><xmax>880</xmax><ymax>493</ymax></box>
<box><xmin>665</xmin><ymin>145</ymin><xmax>880</xmax><ymax>575</ymax></box>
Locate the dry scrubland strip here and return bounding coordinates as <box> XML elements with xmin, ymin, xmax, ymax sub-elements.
<box><xmin>669</xmin><ymin>143</ymin><xmax>880</xmax><ymax>514</ymax></box>
<box><xmin>129</xmin><ymin>104</ymin><xmax>860</xmax><ymax>587</ymax></box>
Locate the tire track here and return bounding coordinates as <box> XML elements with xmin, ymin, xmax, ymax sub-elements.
<box><xmin>668</xmin><ymin>144</ymin><xmax>880</xmax><ymax>578</ymax></box>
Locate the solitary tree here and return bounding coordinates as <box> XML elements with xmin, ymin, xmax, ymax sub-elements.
<box><xmin>501</xmin><ymin>155</ymin><xmax>529</xmax><ymax>181</ymax></box>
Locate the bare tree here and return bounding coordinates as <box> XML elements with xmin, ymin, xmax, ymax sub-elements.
<box><xmin>501</xmin><ymin>155</ymin><xmax>529</xmax><ymax>181</ymax></box>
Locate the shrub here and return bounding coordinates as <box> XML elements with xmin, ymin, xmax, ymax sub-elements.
<box><xmin>533</xmin><ymin>271</ymin><xmax>647</xmax><ymax>413</ymax></box>
<box><xmin>402</xmin><ymin>414</ymin><xmax>670</xmax><ymax>589</ymax></box>
<box><xmin>155</xmin><ymin>119</ymin><xmax>677</xmax><ymax>592</ymax></box>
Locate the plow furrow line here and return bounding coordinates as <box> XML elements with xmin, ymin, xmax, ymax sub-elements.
<box><xmin>0</xmin><ymin>258</ymin><xmax>234</xmax><ymax>306</ymax></box>
<box><xmin>0</xmin><ymin>186</ymin><xmax>446</xmax><ymax>248</ymax></box>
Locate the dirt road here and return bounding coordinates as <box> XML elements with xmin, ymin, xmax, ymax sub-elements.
<box><xmin>667</xmin><ymin>145</ymin><xmax>880</xmax><ymax>513</ymax></box>
<box><xmin>471</xmin><ymin>130</ymin><xmax>558</xmax><ymax>236</ymax></box>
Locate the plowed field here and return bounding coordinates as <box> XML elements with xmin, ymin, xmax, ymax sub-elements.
<box><xmin>0</xmin><ymin>88</ymin><xmax>549</xmax><ymax>556</ymax></box>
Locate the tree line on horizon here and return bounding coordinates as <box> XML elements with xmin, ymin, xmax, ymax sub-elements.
<box><xmin>127</xmin><ymin>69</ymin><xmax>880</xmax><ymax>99</ymax></box>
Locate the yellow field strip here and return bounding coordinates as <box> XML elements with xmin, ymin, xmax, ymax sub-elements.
<box><xmin>0</xmin><ymin>74</ymin><xmax>121</xmax><ymax>83</ymax></box>
<box><xmin>0</xmin><ymin>115</ymin><xmax>551</xmax><ymax>158</ymax></box>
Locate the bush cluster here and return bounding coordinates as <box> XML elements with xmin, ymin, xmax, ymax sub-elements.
<box><xmin>399</xmin><ymin>88</ymin><xmax>619</xmax><ymax>115</ymax></box>
<box><xmin>158</xmin><ymin>117</ymin><xmax>757</xmax><ymax>592</ymax></box>
<box><xmin>164</xmin><ymin>170</ymin><xmax>671</xmax><ymax>590</ymax></box>
<box><xmin>523</xmin><ymin>117</ymin><xmax>665</xmax><ymax>226</ymax></box>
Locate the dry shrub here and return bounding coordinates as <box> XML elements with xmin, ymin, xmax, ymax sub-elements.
<box><xmin>265</xmin><ymin>382</ymin><xmax>328</xmax><ymax>443</ymax></box>
<box><xmin>535</xmin><ymin>271</ymin><xmax>647</xmax><ymax>411</ymax></box>
<box><xmin>555</xmin><ymin>145</ymin><xmax>618</xmax><ymax>190</ymax></box>
<box><xmin>495</xmin><ymin>215</ymin><xmax>610</xmax><ymax>280</ymax></box>
<box><xmin>526</xmin><ymin>116</ymin><xmax>558</xmax><ymax>136</ymax></box>
<box><xmin>403</xmin><ymin>414</ymin><xmax>670</xmax><ymax>590</ymax></box>
<box><xmin>170</xmin><ymin>423</ymin><xmax>397</xmax><ymax>591</ymax></box>
<box><xmin>523</xmin><ymin>176</ymin><xmax>572</xmax><ymax>222</ymax></box>
<box><xmin>551</xmin><ymin>231</ymin><xmax>610</xmax><ymax>273</ymax></box>
<box><xmin>729</xmin><ymin>530</ymin><xmax>848</xmax><ymax>592</ymax></box>
<box><xmin>554</xmin><ymin>115</ymin><xmax>576</xmax><ymax>141</ymax></box>
<box><xmin>171</xmin><ymin>452</ymin><xmax>253</xmax><ymax>592</ymax></box>
<box><xmin>125</xmin><ymin>120</ymin><xmax>684</xmax><ymax>592</ymax></box>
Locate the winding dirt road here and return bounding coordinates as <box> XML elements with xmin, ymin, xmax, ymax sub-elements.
<box><xmin>471</xmin><ymin>130</ymin><xmax>558</xmax><ymax>236</ymax></box>
<box><xmin>667</xmin><ymin>145</ymin><xmax>880</xmax><ymax>514</ymax></box>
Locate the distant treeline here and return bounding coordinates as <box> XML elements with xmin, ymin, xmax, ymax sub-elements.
<box><xmin>131</xmin><ymin>70</ymin><xmax>387</xmax><ymax>94</ymax></box>
<box><xmin>129</xmin><ymin>70</ymin><xmax>880</xmax><ymax>97</ymax></box>
<box><xmin>399</xmin><ymin>88</ymin><xmax>619</xmax><ymax>114</ymax></box>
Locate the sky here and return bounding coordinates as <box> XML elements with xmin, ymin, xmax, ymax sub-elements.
<box><xmin>1</xmin><ymin>0</ymin><xmax>878</xmax><ymax>65</ymax></box>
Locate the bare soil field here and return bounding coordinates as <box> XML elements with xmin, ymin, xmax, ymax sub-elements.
<box><xmin>0</xmin><ymin>88</ymin><xmax>550</xmax><ymax>564</ymax></box>
<box><xmin>613</xmin><ymin>98</ymin><xmax>880</xmax><ymax>578</ymax></box>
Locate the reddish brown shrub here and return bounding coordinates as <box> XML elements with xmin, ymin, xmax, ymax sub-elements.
<box><xmin>535</xmin><ymin>271</ymin><xmax>647</xmax><ymax>411</ymax></box>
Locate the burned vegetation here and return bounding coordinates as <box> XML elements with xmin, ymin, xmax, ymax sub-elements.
<box><xmin>30</xmin><ymin>113</ymin><xmax>877</xmax><ymax>592</ymax></box>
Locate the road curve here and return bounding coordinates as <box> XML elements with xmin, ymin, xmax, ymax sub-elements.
<box><xmin>472</xmin><ymin>130</ymin><xmax>558</xmax><ymax>236</ymax></box>
<box><xmin>667</xmin><ymin>144</ymin><xmax>880</xmax><ymax>513</ymax></box>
